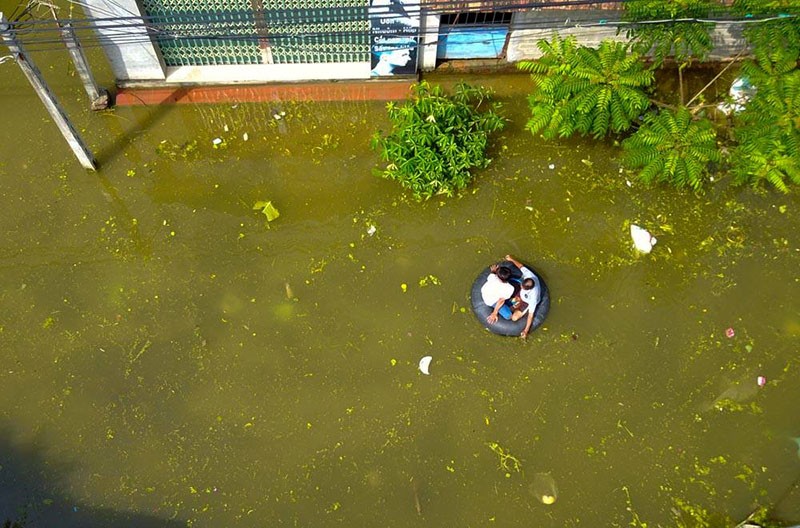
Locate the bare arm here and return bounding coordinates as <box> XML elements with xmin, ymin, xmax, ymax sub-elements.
<box><xmin>487</xmin><ymin>298</ymin><xmax>505</xmax><ymax>324</ymax></box>
<box><xmin>504</xmin><ymin>255</ymin><xmax>523</xmax><ymax>270</ymax></box>
<box><xmin>520</xmin><ymin>306</ymin><xmax>536</xmax><ymax>338</ymax></box>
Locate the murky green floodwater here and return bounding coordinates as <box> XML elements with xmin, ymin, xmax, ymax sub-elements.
<box><xmin>1</xmin><ymin>46</ymin><xmax>799</xmax><ymax>528</ymax></box>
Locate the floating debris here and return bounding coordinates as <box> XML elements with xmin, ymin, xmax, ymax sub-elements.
<box><xmin>725</xmin><ymin>327</ymin><xmax>735</xmax><ymax>338</ymax></box>
<box><xmin>418</xmin><ymin>356</ymin><xmax>432</xmax><ymax>375</ymax></box>
<box><xmin>705</xmin><ymin>376</ymin><xmax>759</xmax><ymax>413</ymax></box>
<box><xmin>253</xmin><ymin>200</ymin><xmax>280</xmax><ymax>222</ymax></box>
<box><xmin>757</xmin><ymin>376</ymin><xmax>767</xmax><ymax>387</ymax></box>
<box><xmin>630</xmin><ymin>224</ymin><xmax>657</xmax><ymax>254</ymax></box>
<box><xmin>531</xmin><ymin>472</ymin><xmax>558</xmax><ymax>505</ymax></box>
<box><xmin>487</xmin><ymin>442</ymin><xmax>521</xmax><ymax>474</ymax></box>
<box><xmin>717</xmin><ymin>77</ymin><xmax>755</xmax><ymax>115</ymax></box>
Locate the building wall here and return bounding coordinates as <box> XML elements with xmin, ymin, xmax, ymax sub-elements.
<box><xmin>418</xmin><ymin>13</ymin><xmax>440</xmax><ymax>71</ymax></box>
<box><xmin>87</xmin><ymin>2</ymin><xmax>749</xmax><ymax>85</ymax></box>
<box><xmin>82</xmin><ymin>0</ymin><xmax>167</xmax><ymax>81</ymax></box>
<box><xmin>507</xmin><ymin>9</ymin><xmax>746</xmax><ymax>62</ymax></box>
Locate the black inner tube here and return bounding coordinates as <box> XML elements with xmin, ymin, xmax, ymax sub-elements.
<box><xmin>470</xmin><ymin>262</ymin><xmax>550</xmax><ymax>337</ymax></box>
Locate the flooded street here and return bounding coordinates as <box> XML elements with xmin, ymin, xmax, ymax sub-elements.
<box><xmin>1</xmin><ymin>42</ymin><xmax>800</xmax><ymax>527</ymax></box>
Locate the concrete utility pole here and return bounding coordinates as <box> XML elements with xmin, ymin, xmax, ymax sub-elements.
<box><xmin>0</xmin><ymin>12</ymin><xmax>98</xmax><ymax>170</ymax></box>
<box><xmin>59</xmin><ymin>21</ymin><xmax>109</xmax><ymax>110</ymax></box>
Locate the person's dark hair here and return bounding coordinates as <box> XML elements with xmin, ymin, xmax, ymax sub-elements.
<box><xmin>496</xmin><ymin>266</ymin><xmax>511</xmax><ymax>282</ymax></box>
<box><xmin>522</xmin><ymin>278</ymin><xmax>534</xmax><ymax>290</ymax></box>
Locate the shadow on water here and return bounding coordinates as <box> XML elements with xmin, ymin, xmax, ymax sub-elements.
<box><xmin>0</xmin><ymin>424</ymin><xmax>182</xmax><ymax>528</ymax></box>
<box><xmin>94</xmin><ymin>90</ymin><xmax>178</xmax><ymax>167</ymax></box>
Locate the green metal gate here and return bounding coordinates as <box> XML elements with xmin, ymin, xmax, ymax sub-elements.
<box><xmin>141</xmin><ymin>0</ymin><xmax>369</xmax><ymax>66</ymax></box>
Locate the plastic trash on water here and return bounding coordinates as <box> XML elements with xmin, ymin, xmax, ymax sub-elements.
<box><xmin>630</xmin><ymin>224</ymin><xmax>657</xmax><ymax>254</ymax></box>
<box><xmin>531</xmin><ymin>472</ymin><xmax>558</xmax><ymax>505</ymax></box>
<box><xmin>717</xmin><ymin>77</ymin><xmax>755</xmax><ymax>115</ymax></box>
<box><xmin>418</xmin><ymin>356</ymin><xmax>432</xmax><ymax>375</ymax></box>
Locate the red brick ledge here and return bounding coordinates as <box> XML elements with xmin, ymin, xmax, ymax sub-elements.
<box><xmin>114</xmin><ymin>78</ymin><xmax>417</xmax><ymax>106</ymax></box>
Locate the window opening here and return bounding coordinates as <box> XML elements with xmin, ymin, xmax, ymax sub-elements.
<box><xmin>440</xmin><ymin>11</ymin><xmax>512</xmax><ymax>26</ymax></box>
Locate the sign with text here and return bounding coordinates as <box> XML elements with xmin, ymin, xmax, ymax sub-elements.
<box><xmin>369</xmin><ymin>0</ymin><xmax>420</xmax><ymax>76</ymax></box>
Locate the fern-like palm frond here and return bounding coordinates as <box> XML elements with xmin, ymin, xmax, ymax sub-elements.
<box><xmin>519</xmin><ymin>36</ymin><xmax>654</xmax><ymax>141</ymax></box>
<box><xmin>622</xmin><ymin>106</ymin><xmax>720</xmax><ymax>189</ymax></box>
<box><xmin>623</xmin><ymin>0</ymin><xmax>718</xmax><ymax>66</ymax></box>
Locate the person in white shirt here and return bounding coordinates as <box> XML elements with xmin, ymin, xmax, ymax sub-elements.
<box><xmin>480</xmin><ymin>263</ymin><xmax>514</xmax><ymax>324</ymax></box>
<box><xmin>504</xmin><ymin>255</ymin><xmax>541</xmax><ymax>339</ymax></box>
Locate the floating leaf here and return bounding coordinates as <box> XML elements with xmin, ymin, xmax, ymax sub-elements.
<box><xmin>253</xmin><ymin>200</ymin><xmax>280</xmax><ymax>222</ymax></box>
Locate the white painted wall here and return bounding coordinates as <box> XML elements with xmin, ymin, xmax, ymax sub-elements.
<box><xmin>418</xmin><ymin>14</ymin><xmax>440</xmax><ymax>71</ymax></box>
<box><xmin>507</xmin><ymin>9</ymin><xmax>747</xmax><ymax>63</ymax></box>
<box><xmin>86</xmin><ymin>4</ymin><xmax>748</xmax><ymax>84</ymax></box>
<box><xmin>508</xmin><ymin>26</ymin><xmax>624</xmax><ymax>62</ymax></box>
<box><xmin>164</xmin><ymin>62</ymin><xmax>371</xmax><ymax>84</ymax></box>
<box><xmin>81</xmin><ymin>0</ymin><xmax>166</xmax><ymax>81</ymax></box>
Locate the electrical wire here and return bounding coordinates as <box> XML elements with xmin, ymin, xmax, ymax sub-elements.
<box><xmin>9</xmin><ymin>10</ymin><xmax>789</xmax><ymax>41</ymax></box>
<box><xmin>1</xmin><ymin>0</ymin><xmax>795</xmax><ymax>55</ymax></box>
<box><xmin>6</xmin><ymin>0</ymin><xmax>744</xmax><ymax>29</ymax></box>
<box><xmin>4</xmin><ymin>0</ymin><xmax>789</xmax><ymax>38</ymax></box>
<box><xmin>11</xmin><ymin>13</ymin><xmax>793</xmax><ymax>53</ymax></box>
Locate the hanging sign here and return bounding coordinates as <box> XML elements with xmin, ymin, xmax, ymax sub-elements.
<box><xmin>369</xmin><ymin>0</ymin><xmax>420</xmax><ymax>76</ymax></box>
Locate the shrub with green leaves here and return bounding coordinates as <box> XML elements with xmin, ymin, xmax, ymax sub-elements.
<box><xmin>623</xmin><ymin>0</ymin><xmax>718</xmax><ymax>67</ymax></box>
<box><xmin>729</xmin><ymin>63</ymin><xmax>800</xmax><ymax>193</ymax></box>
<box><xmin>724</xmin><ymin>0</ymin><xmax>800</xmax><ymax>192</ymax></box>
<box><xmin>371</xmin><ymin>81</ymin><xmax>505</xmax><ymax>200</ymax></box>
<box><xmin>517</xmin><ymin>36</ymin><xmax>654</xmax><ymax>140</ymax></box>
<box><xmin>733</xmin><ymin>0</ymin><xmax>800</xmax><ymax>59</ymax></box>
<box><xmin>621</xmin><ymin>106</ymin><xmax>720</xmax><ymax>190</ymax></box>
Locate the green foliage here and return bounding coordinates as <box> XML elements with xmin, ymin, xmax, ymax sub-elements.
<box><xmin>730</xmin><ymin>68</ymin><xmax>800</xmax><ymax>193</ymax></box>
<box><xmin>371</xmin><ymin>81</ymin><xmax>505</xmax><ymax>200</ymax></box>
<box><xmin>672</xmin><ymin>497</ymin><xmax>713</xmax><ymax>528</ymax></box>
<box><xmin>621</xmin><ymin>106</ymin><xmax>720</xmax><ymax>190</ymax></box>
<box><xmin>623</xmin><ymin>0</ymin><xmax>718</xmax><ymax>66</ymax></box>
<box><xmin>725</xmin><ymin>0</ymin><xmax>800</xmax><ymax>192</ymax></box>
<box><xmin>253</xmin><ymin>200</ymin><xmax>280</xmax><ymax>221</ymax></box>
<box><xmin>734</xmin><ymin>0</ymin><xmax>800</xmax><ymax>68</ymax></box>
<box><xmin>517</xmin><ymin>36</ymin><xmax>654</xmax><ymax>140</ymax></box>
